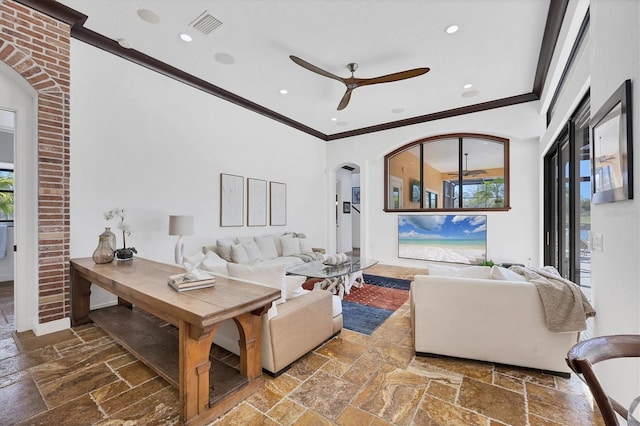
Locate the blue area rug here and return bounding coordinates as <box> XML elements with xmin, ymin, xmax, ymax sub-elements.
<box><xmin>342</xmin><ymin>301</ymin><xmax>394</xmax><ymax>335</ymax></box>
<box><xmin>342</xmin><ymin>274</ymin><xmax>411</xmax><ymax>335</ymax></box>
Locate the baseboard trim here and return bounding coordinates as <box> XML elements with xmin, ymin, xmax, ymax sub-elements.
<box><xmin>415</xmin><ymin>351</ymin><xmax>571</xmax><ymax>378</ymax></box>
<box><xmin>32</xmin><ymin>317</ymin><xmax>70</xmax><ymax>336</ymax></box>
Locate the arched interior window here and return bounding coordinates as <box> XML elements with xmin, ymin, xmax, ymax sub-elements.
<box><xmin>384</xmin><ymin>134</ymin><xmax>509</xmax><ymax>211</ymax></box>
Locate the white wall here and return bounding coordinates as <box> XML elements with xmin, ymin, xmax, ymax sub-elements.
<box><xmin>327</xmin><ymin>101</ymin><xmax>543</xmax><ymax>268</ymax></box>
<box><xmin>588</xmin><ymin>0</ymin><xmax>640</xmax><ymax>407</ymax></box>
<box><xmin>69</xmin><ymin>41</ymin><xmax>328</xmax><ymax>308</ymax></box>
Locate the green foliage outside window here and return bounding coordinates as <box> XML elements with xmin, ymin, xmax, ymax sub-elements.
<box><xmin>0</xmin><ymin>172</ymin><xmax>14</xmax><ymax>221</ymax></box>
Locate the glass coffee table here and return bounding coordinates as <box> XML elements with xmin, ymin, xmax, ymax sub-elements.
<box><xmin>287</xmin><ymin>256</ymin><xmax>378</xmax><ymax>299</ymax></box>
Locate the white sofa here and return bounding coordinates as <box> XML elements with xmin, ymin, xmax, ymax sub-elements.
<box><xmin>410</xmin><ymin>266</ymin><xmax>579</xmax><ymax>376</ymax></box>
<box><xmin>204</xmin><ymin>232</ymin><xmax>324</xmax><ymax>269</ymax></box>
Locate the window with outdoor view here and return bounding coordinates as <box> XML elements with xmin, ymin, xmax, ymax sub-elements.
<box><xmin>0</xmin><ymin>167</ymin><xmax>14</xmax><ymax>222</ymax></box>
<box><xmin>384</xmin><ymin>134</ymin><xmax>509</xmax><ymax>211</ymax></box>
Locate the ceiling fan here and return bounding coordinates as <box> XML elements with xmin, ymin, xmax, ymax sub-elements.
<box><xmin>289</xmin><ymin>55</ymin><xmax>430</xmax><ymax>110</ymax></box>
<box><xmin>447</xmin><ymin>153</ymin><xmax>487</xmax><ymax>177</ymax></box>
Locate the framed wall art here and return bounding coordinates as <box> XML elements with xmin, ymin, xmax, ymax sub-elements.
<box><xmin>247</xmin><ymin>178</ymin><xmax>267</xmax><ymax>226</ymax></box>
<box><xmin>220</xmin><ymin>173</ymin><xmax>244</xmax><ymax>227</ymax></box>
<box><xmin>592</xmin><ymin>79</ymin><xmax>633</xmax><ymax>204</ymax></box>
<box><xmin>343</xmin><ymin>201</ymin><xmax>351</xmax><ymax>214</ymax></box>
<box><xmin>352</xmin><ymin>187</ymin><xmax>360</xmax><ymax>204</ymax></box>
<box><xmin>270</xmin><ymin>181</ymin><xmax>287</xmax><ymax>226</ymax></box>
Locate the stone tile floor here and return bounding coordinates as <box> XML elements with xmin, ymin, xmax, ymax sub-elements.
<box><xmin>0</xmin><ymin>271</ymin><xmax>606</xmax><ymax>425</ymax></box>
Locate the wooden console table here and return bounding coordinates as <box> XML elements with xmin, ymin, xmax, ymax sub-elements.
<box><xmin>70</xmin><ymin>257</ymin><xmax>280</xmax><ymax>425</ymax></box>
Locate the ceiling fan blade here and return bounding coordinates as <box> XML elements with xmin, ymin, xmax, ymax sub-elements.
<box><xmin>337</xmin><ymin>88</ymin><xmax>354</xmax><ymax>110</ymax></box>
<box><xmin>358</xmin><ymin>67</ymin><xmax>430</xmax><ymax>87</ymax></box>
<box><xmin>289</xmin><ymin>55</ymin><xmax>345</xmax><ymax>84</ymax></box>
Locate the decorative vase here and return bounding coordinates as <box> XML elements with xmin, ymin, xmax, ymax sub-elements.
<box><xmin>92</xmin><ymin>234</ymin><xmax>115</xmax><ymax>264</ymax></box>
<box><xmin>101</xmin><ymin>227</ymin><xmax>117</xmax><ymax>251</ymax></box>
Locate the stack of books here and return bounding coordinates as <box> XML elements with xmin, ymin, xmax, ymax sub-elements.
<box><xmin>168</xmin><ymin>273</ymin><xmax>216</xmax><ymax>292</ymax></box>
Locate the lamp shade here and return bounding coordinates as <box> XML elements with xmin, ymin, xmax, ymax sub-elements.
<box><xmin>169</xmin><ymin>215</ymin><xmax>194</xmax><ymax>236</ymax></box>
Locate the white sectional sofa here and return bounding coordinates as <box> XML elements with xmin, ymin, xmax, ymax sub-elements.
<box><xmin>410</xmin><ymin>265</ymin><xmax>579</xmax><ymax>376</ymax></box>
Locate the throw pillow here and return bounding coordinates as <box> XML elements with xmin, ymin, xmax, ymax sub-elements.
<box><xmin>284</xmin><ymin>275</ymin><xmax>306</xmax><ymax>299</ymax></box>
<box><xmin>227</xmin><ymin>263</ymin><xmax>286</xmax><ymax>304</ymax></box>
<box><xmin>281</xmin><ymin>237</ymin><xmax>301</xmax><ymax>256</ymax></box>
<box><xmin>201</xmin><ymin>250</ymin><xmax>228</xmax><ymax>274</ymax></box>
<box><xmin>254</xmin><ymin>235</ymin><xmax>279</xmax><ymax>259</ymax></box>
<box><xmin>243</xmin><ymin>241</ymin><xmax>263</xmax><ymax>262</ymax></box>
<box><xmin>490</xmin><ymin>265</ymin><xmax>527</xmax><ymax>282</ymax></box>
<box><xmin>299</xmin><ymin>237</ymin><xmax>313</xmax><ymax>253</ymax></box>
<box><xmin>276</xmin><ymin>234</ymin><xmax>293</xmax><ymax>257</ymax></box>
<box><xmin>216</xmin><ymin>238</ymin><xmax>236</xmax><ymax>262</ymax></box>
<box><xmin>230</xmin><ymin>244</ymin><xmax>250</xmax><ymax>264</ymax></box>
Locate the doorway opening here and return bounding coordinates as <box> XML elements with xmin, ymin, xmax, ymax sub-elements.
<box><xmin>336</xmin><ymin>163</ymin><xmax>360</xmax><ymax>256</ymax></box>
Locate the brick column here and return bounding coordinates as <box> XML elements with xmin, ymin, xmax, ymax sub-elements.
<box><xmin>0</xmin><ymin>0</ymin><xmax>71</xmax><ymax>324</ymax></box>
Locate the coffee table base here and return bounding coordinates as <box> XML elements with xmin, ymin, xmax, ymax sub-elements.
<box><xmin>311</xmin><ymin>271</ymin><xmax>365</xmax><ymax>299</ymax></box>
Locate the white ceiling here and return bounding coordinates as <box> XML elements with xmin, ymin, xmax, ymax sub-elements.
<box><xmin>56</xmin><ymin>0</ymin><xmax>551</xmax><ymax>137</ymax></box>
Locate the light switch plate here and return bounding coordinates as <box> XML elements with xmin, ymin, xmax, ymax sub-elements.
<box><xmin>592</xmin><ymin>233</ymin><xmax>603</xmax><ymax>251</ymax></box>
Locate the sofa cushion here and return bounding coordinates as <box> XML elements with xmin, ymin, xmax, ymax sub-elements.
<box><xmin>491</xmin><ymin>265</ymin><xmax>527</xmax><ymax>282</ymax></box>
<box><xmin>216</xmin><ymin>238</ymin><xmax>236</xmax><ymax>262</ymax></box>
<box><xmin>281</xmin><ymin>237</ymin><xmax>300</xmax><ymax>256</ymax></box>
<box><xmin>254</xmin><ymin>235</ymin><xmax>279</xmax><ymax>259</ymax></box>
<box><xmin>227</xmin><ymin>263</ymin><xmax>286</xmax><ymax>304</ymax></box>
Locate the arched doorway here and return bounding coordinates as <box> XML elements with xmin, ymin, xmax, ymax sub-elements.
<box><xmin>0</xmin><ymin>64</ymin><xmax>38</xmax><ymax>332</ymax></box>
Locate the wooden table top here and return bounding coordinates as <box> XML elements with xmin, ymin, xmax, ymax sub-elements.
<box><xmin>70</xmin><ymin>257</ymin><xmax>281</xmax><ymax>330</ymax></box>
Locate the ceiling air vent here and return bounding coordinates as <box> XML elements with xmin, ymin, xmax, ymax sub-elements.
<box><xmin>189</xmin><ymin>11</ymin><xmax>223</xmax><ymax>35</ymax></box>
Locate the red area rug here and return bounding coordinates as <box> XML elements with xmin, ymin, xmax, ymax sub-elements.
<box><xmin>302</xmin><ymin>278</ymin><xmax>409</xmax><ymax>311</ymax></box>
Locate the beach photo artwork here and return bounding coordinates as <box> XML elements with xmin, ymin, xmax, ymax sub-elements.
<box><xmin>398</xmin><ymin>215</ymin><xmax>487</xmax><ymax>264</ymax></box>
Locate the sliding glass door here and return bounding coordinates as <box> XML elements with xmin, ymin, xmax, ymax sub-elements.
<box><xmin>544</xmin><ymin>95</ymin><xmax>590</xmax><ymax>287</ymax></box>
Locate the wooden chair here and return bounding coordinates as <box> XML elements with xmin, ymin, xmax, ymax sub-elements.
<box><xmin>566</xmin><ymin>335</ymin><xmax>640</xmax><ymax>425</ymax></box>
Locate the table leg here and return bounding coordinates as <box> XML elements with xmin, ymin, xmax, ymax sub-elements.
<box><xmin>179</xmin><ymin>320</ymin><xmax>219</xmax><ymax>423</ymax></box>
<box><xmin>70</xmin><ymin>267</ymin><xmax>92</xmax><ymax>326</ymax></box>
<box><xmin>233</xmin><ymin>312</ymin><xmax>264</xmax><ymax>380</ymax></box>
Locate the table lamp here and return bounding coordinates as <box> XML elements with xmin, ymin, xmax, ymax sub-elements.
<box><xmin>169</xmin><ymin>215</ymin><xmax>194</xmax><ymax>264</ymax></box>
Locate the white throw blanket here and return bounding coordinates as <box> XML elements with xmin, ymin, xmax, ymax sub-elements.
<box><xmin>510</xmin><ymin>265</ymin><xmax>595</xmax><ymax>333</ymax></box>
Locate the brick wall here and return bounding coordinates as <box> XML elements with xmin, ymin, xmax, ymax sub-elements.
<box><xmin>0</xmin><ymin>0</ymin><xmax>71</xmax><ymax>324</ymax></box>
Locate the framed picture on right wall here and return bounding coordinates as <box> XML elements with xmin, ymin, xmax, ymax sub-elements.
<box><xmin>591</xmin><ymin>79</ymin><xmax>633</xmax><ymax>203</ymax></box>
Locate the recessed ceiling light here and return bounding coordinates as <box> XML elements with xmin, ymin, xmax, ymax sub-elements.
<box><xmin>179</xmin><ymin>33</ymin><xmax>193</xmax><ymax>42</ymax></box>
<box><xmin>214</xmin><ymin>52</ymin><xmax>235</xmax><ymax>65</ymax></box>
<box><xmin>463</xmin><ymin>83</ymin><xmax>473</xmax><ymax>89</ymax></box>
<box><xmin>445</xmin><ymin>25</ymin><xmax>459</xmax><ymax>34</ymax></box>
<box><xmin>462</xmin><ymin>90</ymin><xmax>479</xmax><ymax>98</ymax></box>
<box><xmin>279</xmin><ymin>89</ymin><xmax>288</xmax><ymax>95</ymax></box>
<box><xmin>331</xmin><ymin>117</ymin><xmax>337</xmax><ymax>122</ymax></box>
<box><xmin>391</xmin><ymin>108</ymin><xmax>404</xmax><ymax>114</ymax></box>
<box><xmin>136</xmin><ymin>9</ymin><xmax>160</xmax><ymax>24</ymax></box>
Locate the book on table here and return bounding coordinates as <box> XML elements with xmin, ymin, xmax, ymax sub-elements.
<box><xmin>168</xmin><ymin>273</ymin><xmax>216</xmax><ymax>292</ymax></box>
